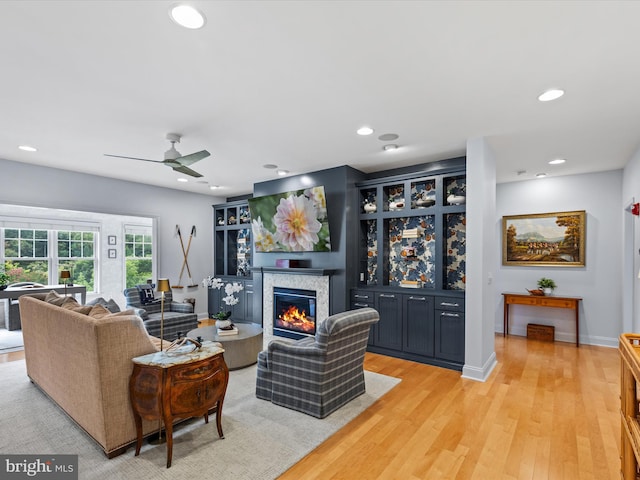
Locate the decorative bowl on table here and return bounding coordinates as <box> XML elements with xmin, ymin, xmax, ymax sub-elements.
<box><xmin>527</xmin><ymin>289</ymin><xmax>545</xmax><ymax>296</ymax></box>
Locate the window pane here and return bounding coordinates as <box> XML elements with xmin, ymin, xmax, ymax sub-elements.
<box><xmin>34</xmin><ymin>230</ymin><xmax>48</xmax><ymax>240</ymax></box>
<box><xmin>5</xmin><ymin>229</ymin><xmax>18</xmax><ymax>239</ymax></box>
<box><xmin>58</xmin><ymin>241</ymin><xmax>69</xmax><ymax>257</ymax></box>
<box><xmin>125</xmin><ymin>259</ymin><xmax>152</xmax><ymax>288</ymax></box>
<box><xmin>61</xmin><ymin>259</ymin><xmax>95</xmax><ymax>291</ymax></box>
<box><xmin>71</xmin><ymin>242</ymin><xmax>82</xmax><ymax>257</ymax></box>
<box><xmin>84</xmin><ymin>232</ymin><xmax>94</xmax><ymax>242</ymax></box>
<box><xmin>84</xmin><ymin>243</ymin><xmax>94</xmax><ymax>257</ymax></box>
<box><xmin>70</xmin><ymin>232</ymin><xmax>82</xmax><ymax>241</ymax></box>
<box><xmin>21</xmin><ymin>229</ymin><xmax>34</xmax><ymax>239</ymax></box>
<box><xmin>4</xmin><ymin>240</ymin><xmax>18</xmax><ymax>257</ymax></box>
<box><xmin>20</xmin><ymin>240</ymin><xmax>33</xmax><ymax>257</ymax></box>
<box><xmin>58</xmin><ymin>231</ymin><xmax>69</xmax><ymax>241</ymax></box>
<box><xmin>5</xmin><ymin>260</ymin><xmax>48</xmax><ymax>284</ymax></box>
<box><xmin>34</xmin><ymin>240</ymin><xmax>48</xmax><ymax>257</ymax></box>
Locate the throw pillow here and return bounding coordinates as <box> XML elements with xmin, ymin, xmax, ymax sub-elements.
<box><xmin>136</xmin><ymin>284</ymin><xmax>157</xmax><ymax>305</ymax></box>
<box><xmin>44</xmin><ymin>290</ymin><xmax>67</xmax><ymax>306</ymax></box>
<box><xmin>86</xmin><ymin>297</ymin><xmax>122</xmax><ymax>313</ymax></box>
<box><xmin>88</xmin><ymin>304</ymin><xmax>136</xmax><ymax>320</ymax></box>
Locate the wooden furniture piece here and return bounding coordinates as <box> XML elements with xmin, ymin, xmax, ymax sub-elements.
<box><xmin>187</xmin><ymin>323</ymin><xmax>263</xmax><ymax>370</ymax></box>
<box><xmin>129</xmin><ymin>342</ymin><xmax>229</xmax><ymax>468</ymax></box>
<box><xmin>502</xmin><ymin>292</ymin><xmax>582</xmax><ymax>347</ymax></box>
<box><xmin>619</xmin><ymin>333</ymin><xmax>640</xmax><ymax>479</ymax></box>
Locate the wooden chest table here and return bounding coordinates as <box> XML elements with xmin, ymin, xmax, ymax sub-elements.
<box><xmin>129</xmin><ymin>342</ymin><xmax>229</xmax><ymax>468</ymax></box>
<box><xmin>502</xmin><ymin>292</ymin><xmax>582</xmax><ymax>347</ymax></box>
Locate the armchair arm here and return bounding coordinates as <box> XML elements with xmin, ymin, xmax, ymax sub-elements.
<box><xmin>133</xmin><ymin>307</ymin><xmax>148</xmax><ymax>320</ymax></box>
<box><xmin>169</xmin><ymin>301</ymin><xmax>194</xmax><ymax>313</ymax></box>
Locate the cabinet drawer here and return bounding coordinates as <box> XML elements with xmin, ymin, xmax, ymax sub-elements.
<box><xmin>351</xmin><ymin>291</ymin><xmax>374</xmax><ymax>304</ymax></box>
<box><xmin>434</xmin><ymin>296</ymin><xmax>465</xmax><ymax>311</ymax></box>
<box><xmin>172</xmin><ymin>357</ymin><xmax>221</xmax><ymax>381</ymax></box>
<box><xmin>538</xmin><ymin>298</ymin><xmax>575</xmax><ymax>309</ymax></box>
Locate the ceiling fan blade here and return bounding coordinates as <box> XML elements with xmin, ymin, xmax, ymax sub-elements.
<box><xmin>104</xmin><ymin>154</ymin><xmax>163</xmax><ymax>163</ymax></box>
<box><xmin>172</xmin><ymin>165</ymin><xmax>203</xmax><ymax>178</ymax></box>
<box><xmin>174</xmin><ymin>150</ymin><xmax>210</xmax><ymax>167</ymax></box>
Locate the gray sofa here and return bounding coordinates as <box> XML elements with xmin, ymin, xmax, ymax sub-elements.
<box><xmin>123</xmin><ymin>287</ymin><xmax>198</xmax><ymax>340</ymax></box>
<box><xmin>256</xmin><ymin>307</ymin><xmax>379</xmax><ymax>418</ymax></box>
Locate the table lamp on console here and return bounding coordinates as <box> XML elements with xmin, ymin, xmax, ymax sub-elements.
<box><xmin>60</xmin><ymin>270</ymin><xmax>71</xmax><ymax>296</ymax></box>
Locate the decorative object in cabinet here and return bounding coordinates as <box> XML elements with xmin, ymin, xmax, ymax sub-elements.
<box><xmin>384</xmin><ymin>183</ymin><xmax>404</xmax><ymax>212</ymax></box>
<box><xmin>364</xmin><ymin>219</ymin><xmax>377</xmax><ymax>285</ymax></box>
<box><xmin>214</xmin><ymin>200</ymin><xmax>252</xmax><ymax>278</ymax></box>
<box><xmin>411</xmin><ymin>179</ymin><xmax>436</xmax><ymax>209</ymax></box>
<box><xmin>445</xmin><ymin>213</ymin><xmax>466</xmax><ymax>290</ymax></box>
<box><xmin>445</xmin><ymin>174</ymin><xmax>466</xmax><ymax>205</ymax></box>
<box><xmin>388</xmin><ymin>216</ymin><xmax>435</xmax><ymax>288</ymax></box>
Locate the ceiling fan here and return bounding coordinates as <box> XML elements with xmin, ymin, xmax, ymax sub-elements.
<box><xmin>104</xmin><ymin>133</ymin><xmax>210</xmax><ymax>178</ymax></box>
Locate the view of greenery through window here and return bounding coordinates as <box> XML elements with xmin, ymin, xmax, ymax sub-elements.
<box><xmin>125</xmin><ymin>232</ymin><xmax>153</xmax><ymax>288</ymax></box>
<box><xmin>3</xmin><ymin>228</ymin><xmax>95</xmax><ymax>290</ymax></box>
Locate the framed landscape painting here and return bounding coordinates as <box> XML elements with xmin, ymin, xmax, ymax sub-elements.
<box><xmin>502</xmin><ymin>210</ymin><xmax>585</xmax><ymax>267</ymax></box>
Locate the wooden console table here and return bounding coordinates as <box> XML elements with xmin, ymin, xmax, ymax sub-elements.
<box><xmin>129</xmin><ymin>342</ymin><xmax>229</xmax><ymax>468</ymax></box>
<box><xmin>620</xmin><ymin>333</ymin><xmax>640</xmax><ymax>478</ymax></box>
<box><xmin>502</xmin><ymin>292</ymin><xmax>582</xmax><ymax>347</ymax></box>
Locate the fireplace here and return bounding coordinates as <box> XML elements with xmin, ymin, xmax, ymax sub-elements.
<box><xmin>273</xmin><ymin>287</ymin><xmax>316</xmax><ymax>339</ymax></box>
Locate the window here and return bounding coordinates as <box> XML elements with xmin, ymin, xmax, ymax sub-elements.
<box><xmin>4</xmin><ymin>228</ymin><xmax>49</xmax><ymax>284</ymax></box>
<box><xmin>125</xmin><ymin>226</ymin><xmax>153</xmax><ymax>288</ymax></box>
<box><xmin>57</xmin><ymin>231</ymin><xmax>96</xmax><ymax>290</ymax></box>
<box><xmin>2</xmin><ymin>228</ymin><xmax>96</xmax><ymax>290</ymax></box>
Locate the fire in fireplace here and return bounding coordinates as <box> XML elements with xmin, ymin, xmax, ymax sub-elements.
<box><xmin>273</xmin><ymin>287</ymin><xmax>316</xmax><ymax>339</ymax></box>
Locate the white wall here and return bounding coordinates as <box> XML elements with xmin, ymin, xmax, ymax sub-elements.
<box><xmin>0</xmin><ymin>159</ymin><xmax>225</xmax><ymax>318</ymax></box>
<box><xmin>495</xmin><ymin>170</ymin><xmax>623</xmax><ymax>347</ymax></box>
<box><xmin>463</xmin><ymin>137</ymin><xmax>498</xmax><ymax>381</ymax></box>
<box><xmin>622</xmin><ymin>146</ymin><xmax>640</xmax><ymax>332</ymax></box>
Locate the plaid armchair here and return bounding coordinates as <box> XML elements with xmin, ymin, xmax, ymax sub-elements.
<box><xmin>123</xmin><ymin>287</ymin><xmax>198</xmax><ymax>340</ymax></box>
<box><xmin>256</xmin><ymin>307</ymin><xmax>379</xmax><ymax>418</ymax></box>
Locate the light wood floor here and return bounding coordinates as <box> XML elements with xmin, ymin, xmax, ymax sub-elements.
<box><xmin>1</xmin><ymin>334</ymin><xmax>621</xmax><ymax>479</ymax></box>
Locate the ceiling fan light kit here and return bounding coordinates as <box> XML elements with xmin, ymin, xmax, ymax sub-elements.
<box><xmin>104</xmin><ymin>133</ymin><xmax>210</xmax><ymax>178</ymax></box>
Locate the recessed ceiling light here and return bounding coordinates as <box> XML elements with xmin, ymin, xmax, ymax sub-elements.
<box><xmin>357</xmin><ymin>126</ymin><xmax>374</xmax><ymax>136</ymax></box>
<box><xmin>538</xmin><ymin>89</ymin><xmax>564</xmax><ymax>102</ymax></box>
<box><xmin>263</xmin><ymin>164</ymin><xmax>278</xmax><ymax>169</ymax></box>
<box><xmin>169</xmin><ymin>4</ymin><xmax>206</xmax><ymax>29</ymax></box>
<box><xmin>177</xmin><ymin>178</ymin><xmax>189</xmax><ymax>183</ymax></box>
<box><xmin>18</xmin><ymin>145</ymin><xmax>37</xmax><ymax>152</ymax></box>
<box><xmin>277</xmin><ymin>169</ymin><xmax>289</xmax><ymax>176</ymax></box>
<box><xmin>548</xmin><ymin>158</ymin><xmax>566</xmax><ymax>165</ymax></box>
<box><xmin>383</xmin><ymin>144</ymin><xmax>398</xmax><ymax>151</ymax></box>
<box><xmin>210</xmin><ymin>185</ymin><xmax>221</xmax><ymax>190</ymax></box>
<box><xmin>536</xmin><ymin>173</ymin><xmax>547</xmax><ymax>178</ymax></box>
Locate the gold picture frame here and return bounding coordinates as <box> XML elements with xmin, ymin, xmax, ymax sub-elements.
<box><xmin>502</xmin><ymin>210</ymin><xmax>585</xmax><ymax>267</ymax></box>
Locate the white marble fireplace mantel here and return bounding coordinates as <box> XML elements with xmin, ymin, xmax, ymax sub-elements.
<box><xmin>258</xmin><ymin>269</ymin><xmax>332</xmax><ymax>349</ymax></box>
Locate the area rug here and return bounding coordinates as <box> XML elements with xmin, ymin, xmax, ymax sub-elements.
<box><xmin>0</xmin><ymin>361</ymin><xmax>400</xmax><ymax>479</ymax></box>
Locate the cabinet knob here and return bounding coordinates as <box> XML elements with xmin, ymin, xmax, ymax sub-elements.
<box><xmin>354</xmin><ymin>303</ymin><xmax>370</xmax><ymax>308</ymax></box>
<box><xmin>379</xmin><ymin>294</ymin><xmax>396</xmax><ymax>298</ymax></box>
<box><xmin>409</xmin><ymin>296</ymin><xmax>426</xmax><ymax>301</ymax></box>
<box><xmin>441</xmin><ymin>312</ymin><xmax>460</xmax><ymax>318</ymax></box>
<box><xmin>354</xmin><ymin>294</ymin><xmax>369</xmax><ymax>299</ymax></box>
<box><xmin>440</xmin><ymin>302</ymin><xmax>460</xmax><ymax>307</ymax></box>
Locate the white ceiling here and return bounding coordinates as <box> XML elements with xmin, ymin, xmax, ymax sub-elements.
<box><xmin>1</xmin><ymin>1</ymin><xmax>639</xmax><ymax>198</ymax></box>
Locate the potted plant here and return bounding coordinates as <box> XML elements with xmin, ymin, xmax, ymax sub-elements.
<box><xmin>202</xmin><ymin>276</ymin><xmax>244</xmax><ymax>327</ymax></box>
<box><xmin>0</xmin><ymin>272</ymin><xmax>11</xmax><ymax>290</ymax></box>
<box><xmin>537</xmin><ymin>277</ymin><xmax>557</xmax><ymax>295</ymax></box>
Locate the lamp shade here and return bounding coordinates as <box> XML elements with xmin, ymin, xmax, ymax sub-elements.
<box><xmin>157</xmin><ymin>278</ymin><xmax>171</xmax><ymax>292</ymax></box>
<box><xmin>60</xmin><ymin>270</ymin><xmax>71</xmax><ymax>279</ymax></box>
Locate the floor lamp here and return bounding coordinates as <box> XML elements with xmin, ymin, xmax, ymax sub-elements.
<box><xmin>60</xmin><ymin>270</ymin><xmax>71</xmax><ymax>296</ymax></box>
<box><xmin>157</xmin><ymin>278</ymin><xmax>171</xmax><ymax>351</ymax></box>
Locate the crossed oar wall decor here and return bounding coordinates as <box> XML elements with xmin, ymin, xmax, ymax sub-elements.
<box><xmin>172</xmin><ymin>225</ymin><xmax>198</xmax><ymax>288</ymax></box>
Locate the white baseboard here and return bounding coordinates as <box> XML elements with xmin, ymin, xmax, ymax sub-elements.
<box><xmin>461</xmin><ymin>351</ymin><xmax>497</xmax><ymax>382</ymax></box>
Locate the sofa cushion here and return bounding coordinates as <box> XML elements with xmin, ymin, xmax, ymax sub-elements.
<box><xmin>88</xmin><ymin>304</ymin><xmax>136</xmax><ymax>320</ymax></box>
<box><xmin>86</xmin><ymin>297</ymin><xmax>122</xmax><ymax>313</ymax></box>
<box><xmin>44</xmin><ymin>290</ymin><xmax>69</xmax><ymax>306</ymax></box>
<box><xmin>61</xmin><ymin>298</ymin><xmax>92</xmax><ymax>315</ymax></box>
